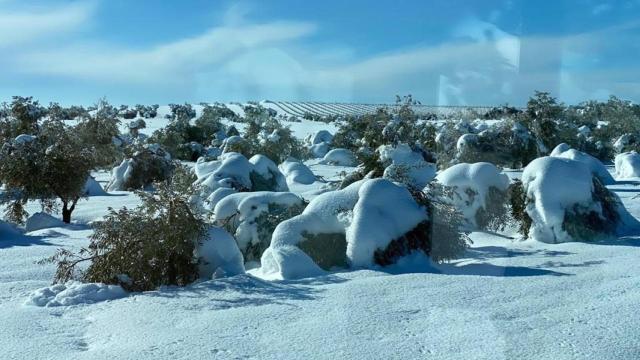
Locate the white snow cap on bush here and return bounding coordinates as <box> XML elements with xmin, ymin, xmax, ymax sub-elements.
<box><xmin>195</xmin><ymin>153</ymin><xmax>288</xmax><ymax>195</ymax></box>
<box><xmin>456</xmin><ymin>134</ymin><xmax>478</xmax><ymax>151</ymax></box>
<box><xmin>14</xmin><ymin>134</ymin><xmax>36</xmax><ymax>144</ymax></box>
<box><xmin>27</xmin><ymin>282</ymin><xmax>127</xmax><ymax>307</ymax></box>
<box><xmin>204</xmin><ymin>187</ymin><xmax>238</xmax><ymax>211</ymax></box>
<box><xmin>307</xmin><ymin>130</ymin><xmax>333</xmax><ymax>146</ymax></box>
<box><xmin>249</xmin><ymin>155</ymin><xmax>288</xmax><ymax>191</ymax></box>
<box><xmin>550</xmin><ymin>143</ymin><xmax>615</xmax><ymax>185</ymax></box>
<box><xmin>523</xmin><ymin>157</ymin><xmax>597</xmax><ymax>243</ymax></box>
<box><xmin>435</xmin><ymin>162</ymin><xmax>509</xmax><ymax>228</ymax></box>
<box><xmin>106</xmin><ymin>159</ymin><xmax>134</xmax><ymax>191</ymax></box>
<box><xmin>309</xmin><ymin>142</ymin><xmax>330</xmax><ymax>158</ymax></box>
<box><xmin>83</xmin><ymin>176</ymin><xmax>107</xmax><ymax>196</ymax></box>
<box><xmin>25</xmin><ymin>212</ymin><xmax>66</xmax><ymax>232</ymax></box>
<box><xmin>259</xmin><ymin>179</ymin><xmax>427</xmax><ymax>280</ymax></box>
<box><xmin>615</xmin><ymin>152</ymin><xmax>640</xmax><ymax>179</ymax></box>
<box><xmin>213</xmin><ymin>191</ymin><xmax>304</xmax><ymax>255</ymax></box>
<box><xmin>378</xmin><ymin>144</ymin><xmax>436</xmax><ymax>188</ymax></box>
<box><xmin>320</xmin><ymin>148</ymin><xmax>357</xmax><ymax>166</ymax></box>
<box><xmin>279</xmin><ymin>160</ymin><xmax>316</xmax><ymax>185</ymax></box>
<box><xmin>195</xmin><ymin>226</ymin><xmax>245</xmax><ymax>279</ymax></box>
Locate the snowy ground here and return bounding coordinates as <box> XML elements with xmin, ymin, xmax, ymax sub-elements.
<box><xmin>2</xmin><ymin>160</ymin><xmax>640</xmax><ymax>359</ymax></box>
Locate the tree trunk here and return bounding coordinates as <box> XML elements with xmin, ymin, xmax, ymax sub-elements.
<box><xmin>62</xmin><ymin>205</ymin><xmax>71</xmax><ymax>224</ymax></box>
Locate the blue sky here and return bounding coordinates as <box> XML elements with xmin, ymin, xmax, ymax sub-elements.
<box><xmin>0</xmin><ymin>0</ymin><xmax>639</xmax><ymax>106</ymax></box>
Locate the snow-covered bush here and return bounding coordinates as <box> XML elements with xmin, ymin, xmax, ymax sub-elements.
<box><xmin>306</xmin><ymin>130</ymin><xmax>333</xmax><ymax>158</ymax></box>
<box><xmin>279</xmin><ymin>159</ymin><xmax>316</xmax><ymax>185</ymax></box>
<box><xmin>213</xmin><ymin>192</ymin><xmax>306</xmax><ymax>263</ymax></box>
<box><xmin>550</xmin><ymin>143</ymin><xmax>615</xmax><ymax>185</ymax></box>
<box><xmin>321</xmin><ymin>148</ymin><xmax>357</xmax><ymax>166</ymax></box>
<box><xmin>614</xmin><ymin>152</ymin><xmax>640</xmax><ymax>179</ymax></box>
<box><xmin>195</xmin><ymin>153</ymin><xmax>288</xmax><ymax>195</ymax></box>
<box><xmin>74</xmin><ymin>99</ymin><xmax>122</xmax><ymax>168</ymax></box>
<box><xmin>43</xmin><ymin>183</ymin><xmax>207</xmax><ymax>291</ymax></box>
<box><xmin>221</xmin><ymin>135</ymin><xmax>252</xmax><ymax>157</ymax></box>
<box><xmin>195</xmin><ymin>226</ymin><xmax>245</xmax><ymax>279</ymax></box>
<box><xmin>435</xmin><ymin>162</ymin><xmax>510</xmax><ymax>231</ymax></box>
<box><xmin>378</xmin><ymin>144</ymin><xmax>436</xmax><ymax>189</ymax></box>
<box><xmin>259</xmin><ymin>179</ymin><xmax>468</xmax><ymax>279</ymax></box>
<box><xmin>455</xmin><ymin>121</ymin><xmax>540</xmax><ymax>168</ymax></box>
<box><xmin>242</xmin><ymin>116</ymin><xmax>307</xmax><ymax>163</ymax></box>
<box><xmin>106</xmin><ymin>147</ymin><xmax>174</xmax><ymax>191</ymax></box>
<box><xmin>521</xmin><ymin>156</ymin><xmax>632</xmax><ymax>243</ymax></box>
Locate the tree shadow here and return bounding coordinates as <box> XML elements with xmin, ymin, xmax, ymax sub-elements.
<box><xmin>430</xmin><ymin>262</ymin><xmax>570</xmax><ymax>277</ymax></box>
<box><xmin>142</xmin><ymin>274</ymin><xmax>348</xmax><ymax>309</ymax></box>
<box><xmin>466</xmin><ymin>246</ymin><xmax>573</xmax><ymax>260</ymax></box>
<box><xmin>0</xmin><ymin>232</ymin><xmax>55</xmax><ymax>249</ymax></box>
<box><xmin>588</xmin><ymin>236</ymin><xmax>640</xmax><ymax>247</ymax></box>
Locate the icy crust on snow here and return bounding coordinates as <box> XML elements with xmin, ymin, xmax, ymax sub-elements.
<box><xmin>259</xmin><ymin>179</ymin><xmax>427</xmax><ymax>279</ymax></box>
<box><xmin>615</xmin><ymin>152</ymin><xmax>640</xmax><ymax>179</ymax></box>
<box><xmin>320</xmin><ymin>148</ymin><xmax>357</xmax><ymax>166</ymax></box>
<box><xmin>25</xmin><ymin>212</ymin><xmax>66</xmax><ymax>232</ymax></box>
<box><xmin>195</xmin><ymin>153</ymin><xmax>288</xmax><ymax>195</ymax></box>
<box><xmin>550</xmin><ymin>143</ymin><xmax>615</xmax><ymax>185</ymax></box>
<box><xmin>522</xmin><ymin>157</ymin><xmax>597</xmax><ymax>243</ymax></box>
<box><xmin>195</xmin><ymin>226</ymin><xmax>245</xmax><ymax>279</ymax></box>
<box><xmin>279</xmin><ymin>160</ymin><xmax>316</xmax><ymax>185</ymax></box>
<box><xmin>435</xmin><ymin>162</ymin><xmax>509</xmax><ymax>228</ymax></box>
<box><xmin>27</xmin><ymin>282</ymin><xmax>127</xmax><ymax>307</ymax></box>
<box><xmin>213</xmin><ymin>192</ymin><xmax>304</xmax><ymax>255</ymax></box>
<box><xmin>378</xmin><ymin>144</ymin><xmax>436</xmax><ymax>188</ymax></box>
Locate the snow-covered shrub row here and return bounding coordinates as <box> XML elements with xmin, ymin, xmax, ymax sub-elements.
<box><xmin>194</xmin><ymin>153</ymin><xmax>288</xmax><ymax>197</ymax></box>
<box><xmin>213</xmin><ymin>192</ymin><xmax>306</xmax><ymax>263</ymax></box>
<box><xmin>615</xmin><ymin>152</ymin><xmax>640</xmax><ymax>179</ymax></box>
<box><xmin>521</xmin><ymin>156</ymin><xmax>636</xmax><ymax>243</ymax></box>
<box><xmin>435</xmin><ymin>163</ymin><xmax>510</xmax><ymax>231</ymax></box>
<box><xmin>259</xmin><ymin>179</ymin><xmax>468</xmax><ymax>279</ymax></box>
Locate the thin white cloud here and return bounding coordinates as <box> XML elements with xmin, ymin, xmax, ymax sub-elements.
<box><xmin>0</xmin><ymin>1</ymin><xmax>97</xmax><ymax>47</ymax></box>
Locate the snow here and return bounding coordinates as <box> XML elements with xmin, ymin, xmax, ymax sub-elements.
<box><xmin>309</xmin><ymin>142</ymin><xmax>330</xmax><ymax>158</ymax></box>
<box><xmin>615</xmin><ymin>151</ymin><xmax>640</xmax><ymax>179</ymax></box>
<box><xmin>260</xmin><ymin>179</ymin><xmax>426</xmax><ymax>279</ymax></box>
<box><xmin>14</xmin><ymin>134</ymin><xmax>36</xmax><ymax>144</ymax></box>
<box><xmin>248</xmin><ymin>154</ymin><xmax>288</xmax><ymax>191</ymax></box>
<box><xmin>320</xmin><ymin>148</ymin><xmax>357</xmax><ymax>166</ymax></box>
<box><xmin>279</xmin><ymin>159</ymin><xmax>316</xmax><ymax>185</ymax></box>
<box><xmin>379</xmin><ymin>144</ymin><xmax>436</xmax><ymax>188</ymax></box>
<box><xmin>213</xmin><ymin>191</ymin><xmax>304</xmax><ymax>256</ymax></box>
<box><xmin>550</xmin><ymin>143</ymin><xmax>615</xmax><ymax>185</ymax></box>
<box><xmin>82</xmin><ymin>176</ymin><xmax>108</xmax><ymax>196</ymax></box>
<box><xmin>307</xmin><ymin>130</ymin><xmax>333</xmax><ymax>146</ymax></box>
<box><xmin>522</xmin><ymin>157</ymin><xmax>607</xmax><ymax>243</ymax></box>
<box><xmin>26</xmin><ymin>282</ymin><xmax>127</xmax><ymax>307</ymax></box>
<box><xmin>195</xmin><ymin>226</ymin><xmax>245</xmax><ymax>279</ymax></box>
<box><xmin>435</xmin><ymin>162</ymin><xmax>510</xmax><ymax>228</ymax></box>
<box><xmin>105</xmin><ymin>159</ymin><xmax>134</xmax><ymax>191</ymax></box>
<box><xmin>25</xmin><ymin>212</ymin><xmax>66</xmax><ymax>232</ymax></box>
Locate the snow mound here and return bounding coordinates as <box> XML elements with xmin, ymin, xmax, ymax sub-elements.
<box><xmin>249</xmin><ymin>155</ymin><xmax>288</xmax><ymax>191</ymax></box>
<box><xmin>309</xmin><ymin>142</ymin><xmax>330</xmax><ymax>158</ymax></box>
<box><xmin>196</xmin><ymin>226</ymin><xmax>245</xmax><ymax>279</ymax></box>
<box><xmin>308</xmin><ymin>130</ymin><xmax>333</xmax><ymax>146</ymax></box>
<box><xmin>25</xmin><ymin>212</ymin><xmax>65</xmax><ymax>232</ymax></box>
<box><xmin>379</xmin><ymin>144</ymin><xmax>436</xmax><ymax>188</ymax></box>
<box><xmin>204</xmin><ymin>187</ymin><xmax>238</xmax><ymax>211</ymax></box>
<box><xmin>522</xmin><ymin>156</ymin><xmax>636</xmax><ymax>243</ymax></box>
<box><xmin>83</xmin><ymin>176</ymin><xmax>107</xmax><ymax>196</ymax></box>
<box><xmin>435</xmin><ymin>162</ymin><xmax>509</xmax><ymax>229</ymax></box>
<box><xmin>195</xmin><ymin>153</ymin><xmax>288</xmax><ymax>195</ymax></box>
<box><xmin>320</xmin><ymin>148</ymin><xmax>357</xmax><ymax>166</ymax></box>
<box><xmin>259</xmin><ymin>179</ymin><xmax>427</xmax><ymax>279</ymax></box>
<box><xmin>27</xmin><ymin>282</ymin><xmax>127</xmax><ymax>307</ymax></box>
<box><xmin>550</xmin><ymin>143</ymin><xmax>615</xmax><ymax>185</ymax></box>
<box><xmin>214</xmin><ymin>192</ymin><xmax>305</xmax><ymax>261</ymax></box>
<box><xmin>105</xmin><ymin>159</ymin><xmax>134</xmax><ymax>191</ymax></box>
<box><xmin>279</xmin><ymin>160</ymin><xmax>316</xmax><ymax>185</ymax></box>
<box><xmin>615</xmin><ymin>152</ymin><xmax>640</xmax><ymax>179</ymax></box>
